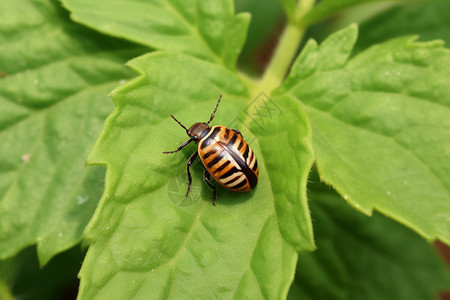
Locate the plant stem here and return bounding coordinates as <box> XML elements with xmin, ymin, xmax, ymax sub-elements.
<box><xmin>257</xmin><ymin>0</ymin><xmax>315</xmax><ymax>94</ymax></box>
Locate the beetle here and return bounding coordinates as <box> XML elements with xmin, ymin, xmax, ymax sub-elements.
<box><xmin>163</xmin><ymin>94</ymin><xmax>259</xmax><ymax>205</ymax></box>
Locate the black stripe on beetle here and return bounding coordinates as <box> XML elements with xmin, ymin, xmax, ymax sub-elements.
<box><xmin>207</xmin><ymin>154</ymin><xmax>223</xmax><ymax>169</ymax></box>
<box><xmin>228</xmin><ymin>133</ymin><xmax>238</xmax><ymax>147</ymax></box>
<box><xmin>219</xmin><ymin>166</ymin><xmax>240</xmax><ymax>180</ymax></box>
<box><xmin>203</xmin><ymin>150</ymin><xmax>215</xmax><ymax>160</ymax></box>
<box><xmin>231</xmin><ymin>178</ymin><xmax>247</xmax><ymax>189</ymax></box>
<box><xmin>223</xmin><ymin>174</ymin><xmax>242</xmax><ymax>185</ymax></box>
<box><xmin>242</xmin><ymin>144</ymin><xmax>249</xmax><ymax>161</ymax></box>
<box><xmin>224</xmin><ymin>128</ymin><xmax>230</xmax><ymax>140</ymax></box>
<box><xmin>237</xmin><ymin>140</ymin><xmax>244</xmax><ymax>151</ymax></box>
<box><xmin>162</xmin><ymin>94</ymin><xmax>259</xmax><ymax>205</ymax></box>
<box><xmin>252</xmin><ymin>160</ymin><xmax>258</xmax><ymax>172</ymax></box>
<box><xmin>214</xmin><ymin>160</ymin><xmax>230</xmax><ymax>174</ymax></box>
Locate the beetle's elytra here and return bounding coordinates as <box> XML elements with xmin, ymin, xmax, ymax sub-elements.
<box><xmin>163</xmin><ymin>94</ymin><xmax>259</xmax><ymax>205</ymax></box>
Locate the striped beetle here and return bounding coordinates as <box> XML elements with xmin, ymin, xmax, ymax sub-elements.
<box><xmin>163</xmin><ymin>94</ymin><xmax>259</xmax><ymax>205</ymax></box>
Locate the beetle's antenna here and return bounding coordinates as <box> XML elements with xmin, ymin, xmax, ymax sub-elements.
<box><xmin>170</xmin><ymin>114</ymin><xmax>189</xmax><ymax>134</ymax></box>
<box><xmin>207</xmin><ymin>93</ymin><xmax>222</xmax><ymax>125</ymax></box>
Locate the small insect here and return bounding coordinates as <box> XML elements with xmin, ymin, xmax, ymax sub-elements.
<box><xmin>163</xmin><ymin>94</ymin><xmax>259</xmax><ymax>205</ymax></box>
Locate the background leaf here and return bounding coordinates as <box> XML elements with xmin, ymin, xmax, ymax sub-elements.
<box><xmin>288</xmin><ymin>172</ymin><xmax>450</xmax><ymax>300</ymax></box>
<box><xmin>301</xmin><ymin>0</ymin><xmax>414</xmax><ymax>25</ymax></box>
<box><xmin>0</xmin><ymin>246</ymin><xmax>84</xmax><ymax>300</ymax></box>
<box><xmin>61</xmin><ymin>0</ymin><xmax>250</xmax><ymax>70</ymax></box>
<box><xmin>0</xmin><ymin>0</ymin><xmax>145</xmax><ymax>264</ymax></box>
<box><xmin>280</xmin><ymin>24</ymin><xmax>450</xmax><ymax>244</ymax></box>
<box><xmin>78</xmin><ymin>49</ymin><xmax>314</xmax><ymax>298</ymax></box>
<box><xmin>355</xmin><ymin>0</ymin><xmax>450</xmax><ymax>52</ymax></box>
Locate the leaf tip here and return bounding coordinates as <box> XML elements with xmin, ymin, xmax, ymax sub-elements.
<box><xmin>338</xmin><ymin>23</ymin><xmax>359</xmax><ymax>46</ymax></box>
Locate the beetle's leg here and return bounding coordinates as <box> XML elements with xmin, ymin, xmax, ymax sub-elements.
<box><xmin>163</xmin><ymin>138</ymin><xmax>193</xmax><ymax>154</ymax></box>
<box><xmin>186</xmin><ymin>150</ymin><xmax>198</xmax><ymax>197</ymax></box>
<box><xmin>203</xmin><ymin>170</ymin><xmax>217</xmax><ymax>205</ymax></box>
<box><xmin>232</xmin><ymin>129</ymin><xmax>243</xmax><ymax>137</ymax></box>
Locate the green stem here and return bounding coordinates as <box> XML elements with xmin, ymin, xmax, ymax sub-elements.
<box><xmin>280</xmin><ymin>0</ymin><xmax>296</xmax><ymax>23</ymax></box>
<box><xmin>256</xmin><ymin>0</ymin><xmax>315</xmax><ymax>94</ymax></box>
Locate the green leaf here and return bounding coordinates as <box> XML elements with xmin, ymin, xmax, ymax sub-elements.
<box><xmin>301</xmin><ymin>0</ymin><xmax>412</xmax><ymax>25</ymax></box>
<box><xmin>356</xmin><ymin>0</ymin><xmax>450</xmax><ymax>52</ymax></box>
<box><xmin>288</xmin><ymin>175</ymin><xmax>450</xmax><ymax>300</ymax></box>
<box><xmin>0</xmin><ymin>0</ymin><xmax>144</xmax><ymax>264</ymax></box>
<box><xmin>78</xmin><ymin>51</ymin><xmax>314</xmax><ymax>299</ymax></box>
<box><xmin>61</xmin><ymin>0</ymin><xmax>250</xmax><ymax>70</ymax></box>
<box><xmin>1</xmin><ymin>246</ymin><xmax>84</xmax><ymax>300</ymax></box>
<box><xmin>0</xmin><ymin>257</ymin><xmax>14</xmax><ymax>300</ymax></box>
<box><xmin>280</xmin><ymin>24</ymin><xmax>450</xmax><ymax>244</ymax></box>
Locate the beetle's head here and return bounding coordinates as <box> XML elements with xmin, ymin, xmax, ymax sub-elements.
<box><xmin>188</xmin><ymin>122</ymin><xmax>210</xmax><ymax>142</ymax></box>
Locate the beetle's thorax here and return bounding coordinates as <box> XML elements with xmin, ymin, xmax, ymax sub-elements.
<box><xmin>188</xmin><ymin>122</ymin><xmax>210</xmax><ymax>141</ymax></box>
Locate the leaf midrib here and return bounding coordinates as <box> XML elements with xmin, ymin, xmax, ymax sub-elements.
<box><xmin>165</xmin><ymin>201</ymin><xmax>209</xmax><ymax>298</ymax></box>
<box><xmin>230</xmin><ymin>214</ymin><xmax>273</xmax><ymax>300</ymax></box>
